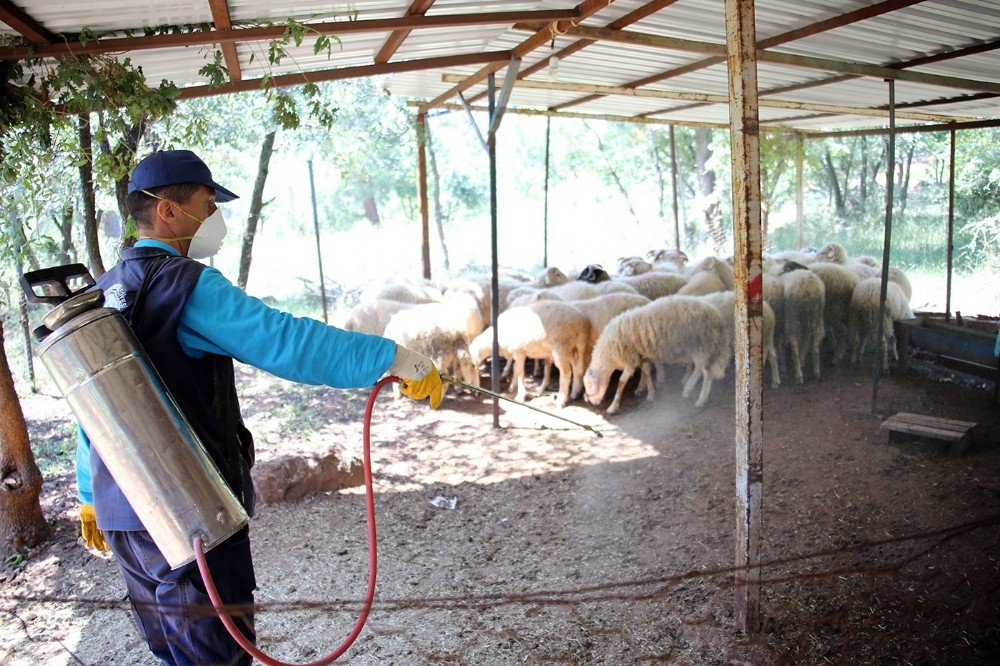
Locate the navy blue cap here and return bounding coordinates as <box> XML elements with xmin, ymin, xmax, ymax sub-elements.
<box><xmin>127</xmin><ymin>150</ymin><xmax>239</xmax><ymax>202</ymax></box>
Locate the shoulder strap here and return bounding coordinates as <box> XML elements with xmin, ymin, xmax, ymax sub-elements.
<box><xmin>127</xmin><ymin>255</ymin><xmax>169</xmax><ymax>329</ymax></box>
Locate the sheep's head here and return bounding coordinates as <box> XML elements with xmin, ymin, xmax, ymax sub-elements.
<box><xmin>618</xmin><ymin>258</ymin><xmax>652</xmax><ymax>276</ymax></box>
<box><xmin>577</xmin><ymin>264</ymin><xmax>611</xmax><ymax>283</ymax></box>
<box><xmin>780</xmin><ymin>261</ymin><xmax>810</xmax><ymax>275</ymax></box>
<box><xmin>855</xmin><ymin>255</ymin><xmax>880</xmax><ymax>268</ymax></box>
<box><xmin>816</xmin><ymin>242</ymin><xmax>847</xmax><ymax>264</ymax></box>
<box><xmin>539</xmin><ymin>266</ymin><xmax>569</xmax><ymax>286</ymax></box>
<box><xmin>583</xmin><ymin>366</ymin><xmax>612</xmax><ymax>406</ymax></box>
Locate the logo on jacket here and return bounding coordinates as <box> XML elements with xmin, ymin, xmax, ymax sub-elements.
<box><xmin>104</xmin><ymin>283</ymin><xmax>127</xmax><ymax>311</ymax></box>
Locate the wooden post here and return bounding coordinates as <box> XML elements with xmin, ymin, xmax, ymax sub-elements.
<box><xmin>725</xmin><ymin>0</ymin><xmax>764</xmax><ymax>635</ymax></box>
<box><xmin>543</xmin><ymin>116</ymin><xmax>551</xmax><ymax>267</ymax></box>
<box><xmin>945</xmin><ymin>128</ymin><xmax>956</xmax><ymax>321</ymax></box>
<box><xmin>795</xmin><ymin>132</ymin><xmax>804</xmax><ymax>250</ymax></box>
<box><xmin>488</xmin><ymin>73</ymin><xmax>501</xmax><ymax>429</ymax></box>
<box><xmin>416</xmin><ymin>113</ymin><xmax>432</xmax><ymax>280</ymax></box>
<box><xmin>872</xmin><ymin>79</ymin><xmax>896</xmax><ymax>415</ymax></box>
<box><xmin>307</xmin><ymin>159</ymin><xmax>328</xmax><ymax>324</ymax></box>
<box><xmin>670</xmin><ymin>124</ymin><xmax>681</xmax><ymax>251</ymax></box>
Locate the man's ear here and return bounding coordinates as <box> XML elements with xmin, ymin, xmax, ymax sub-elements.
<box><xmin>155</xmin><ymin>198</ymin><xmax>177</xmax><ymax>225</ymax></box>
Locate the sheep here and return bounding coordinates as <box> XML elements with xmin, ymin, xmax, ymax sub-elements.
<box><xmin>645</xmin><ymin>248</ymin><xmax>688</xmax><ymax>273</ymax></box>
<box><xmin>699</xmin><ymin>291</ymin><xmax>780</xmax><ymax>389</ymax></box>
<box><xmin>616</xmin><ymin>256</ymin><xmax>653</xmax><ymax>276</ymax></box>
<box><xmin>849</xmin><ymin>278</ymin><xmax>915</xmax><ymax>370</ymax></box>
<box><xmin>571</xmin><ymin>293</ymin><xmax>652</xmax><ymax>353</ymax></box>
<box><xmin>444</xmin><ymin>278</ymin><xmax>490</xmax><ymax>329</ymax></box>
<box><xmin>687</xmin><ymin>256</ymin><xmax>736</xmax><ymax>290</ymax></box>
<box><xmin>362</xmin><ymin>279</ymin><xmax>443</xmax><ymax>305</ymax></box>
<box><xmin>770</xmin><ymin>249</ymin><xmax>816</xmax><ymax>267</ymax></box>
<box><xmin>677</xmin><ymin>271</ymin><xmax>726</xmax><ymax>296</ymax></box>
<box><xmin>779</xmin><ymin>262</ymin><xmax>826</xmax><ymax>384</ymax></box>
<box><xmin>577</xmin><ymin>264</ymin><xmax>612</xmax><ymax>283</ymax></box>
<box><xmin>530</xmin><ymin>266</ymin><xmax>570</xmax><ymax>288</ymax></box>
<box><xmin>584</xmin><ymin>296</ymin><xmax>724</xmax><ymax>413</ymax></box>
<box><xmin>618</xmin><ymin>271</ymin><xmax>688</xmax><ymax>299</ymax></box>
<box><xmin>469</xmin><ymin>300</ymin><xmax>590</xmax><ymax>407</ymax></box>
<box><xmin>343</xmin><ymin>299</ymin><xmax>415</xmax><ymax>336</ymax></box>
<box><xmin>808</xmin><ymin>262</ymin><xmax>860</xmax><ymax>364</ymax></box>
<box><xmin>814</xmin><ymin>242</ymin><xmax>848</xmax><ymax>265</ymax></box>
<box><xmin>593</xmin><ymin>280</ymin><xmax>640</xmax><ymax>296</ymax></box>
<box><xmin>384</xmin><ymin>303</ymin><xmax>481</xmax><ymax>400</ymax></box>
<box><xmin>763</xmin><ymin>273</ymin><xmax>784</xmax><ymax>357</ymax></box>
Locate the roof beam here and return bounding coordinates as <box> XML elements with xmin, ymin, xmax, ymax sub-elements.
<box><xmin>0</xmin><ymin>0</ymin><xmax>56</xmax><ymax>43</ymax></box>
<box><xmin>176</xmin><ymin>50</ymin><xmax>513</xmax><ymax>100</ymax></box>
<box><xmin>375</xmin><ymin>0</ymin><xmax>436</xmax><ymax>64</ymax></box>
<box><xmin>551</xmin><ymin>24</ymin><xmax>1000</xmax><ymax>95</ymax></box>
<box><xmin>0</xmin><ymin>9</ymin><xmax>578</xmax><ymax>61</ymax></box>
<box><xmin>417</xmin><ymin>0</ymin><xmax>616</xmax><ymax>113</ymax></box>
<box><xmin>645</xmin><ymin>37</ymin><xmax>1000</xmax><ymax>119</ymax></box>
<box><xmin>543</xmin><ymin>0</ymin><xmax>927</xmax><ymax>110</ymax></box>
<box><xmin>406</xmin><ymin>101</ymin><xmax>789</xmax><ymax>132</ymax></box>
<box><xmin>805</xmin><ymin>117</ymin><xmax>1000</xmax><ymax>139</ymax></box>
<box><xmin>469</xmin><ymin>0</ymin><xmax>682</xmax><ymax>103</ymax></box>
<box><xmin>442</xmin><ymin>74</ymin><xmax>974</xmax><ymax>123</ymax></box>
<box><xmin>208</xmin><ymin>0</ymin><xmax>241</xmax><ymax>82</ymax></box>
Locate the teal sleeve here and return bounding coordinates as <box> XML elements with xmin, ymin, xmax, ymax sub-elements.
<box><xmin>176</xmin><ymin>267</ymin><xmax>397</xmax><ymax>387</ymax></box>
<box><xmin>76</xmin><ymin>426</ymin><xmax>93</xmax><ymax>505</ymax></box>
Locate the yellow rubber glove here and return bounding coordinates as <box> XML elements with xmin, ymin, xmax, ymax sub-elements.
<box><xmin>79</xmin><ymin>504</ymin><xmax>110</xmax><ymax>551</ymax></box>
<box><xmin>387</xmin><ymin>344</ymin><xmax>443</xmax><ymax>409</ymax></box>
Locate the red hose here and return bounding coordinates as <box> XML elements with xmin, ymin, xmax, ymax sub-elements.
<box><xmin>193</xmin><ymin>375</ymin><xmax>397</xmax><ymax>666</ymax></box>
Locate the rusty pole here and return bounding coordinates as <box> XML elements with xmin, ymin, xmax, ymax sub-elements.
<box><xmin>543</xmin><ymin>115</ymin><xmax>551</xmax><ymax>267</ymax></box>
<box><xmin>795</xmin><ymin>132</ymin><xmax>804</xmax><ymax>251</ymax></box>
<box><xmin>416</xmin><ymin>113</ymin><xmax>431</xmax><ymax>280</ymax></box>
<box><xmin>872</xmin><ymin>79</ymin><xmax>896</xmax><ymax>415</ymax></box>
<box><xmin>725</xmin><ymin>0</ymin><xmax>764</xmax><ymax>635</ymax></box>
<box><xmin>488</xmin><ymin>72</ymin><xmax>501</xmax><ymax>428</ymax></box>
<box><xmin>945</xmin><ymin>128</ymin><xmax>956</xmax><ymax>321</ymax></box>
<box><xmin>670</xmin><ymin>124</ymin><xmax>681</xmax><ymax>251</ymax></box>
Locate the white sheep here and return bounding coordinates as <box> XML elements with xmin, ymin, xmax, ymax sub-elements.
<box><xmin>384</xmin><ymin>303</ymin><xmax>481</xmax><ymax>400</ymax></box>
<box><xmin>593</xmin><ymin>280</ymin><xmax>640</xmax><ymax>296</ymax></box>
<box><xmin>469</xmin><ymin>300</ymin><xmax>590</xmax><ymax>407</ymax></box>
<box><xmin>530</xmin><ymin>266</ymin><xmax>570</xmax><ymax>288</ymax></box>
<box><xmin>362</xmin><ymin>279</ymin><xmax>443</xmax><ymax>305</ymax></box>
<box><xmin>571</xmin><ymin>292</ymin><xmax>651</xmax><ymax>356</ymax></box>
<box><xmin>687</xmin><ymin>256</ymin><xmax>736</xmax><ymax>290</ymax></box>
<box><xmin>617</xmin><ymin>272</ymin><xmax>688</xmax><ymax>299</ymax></box>
<box><xmin>771</xmin><ymin>249</ymin><xmax>816</xmax><ymax>266</ymax></box>
<box><xmin>645</xmin><ymin>248</ymin><xmax>688</xmax><ymax>273</ymax></box>
<box><xmin>814</xmin><ymin>243</ymin><xmax>848</xmax><ymax>265</ymax></box>
<box><xmin>808</xmin><ymin>262</ymin><xmax>860</xmax><ymax>364</ymax></box>
<box><xmin>616</xmin><ymin>256</ymin><xmax>653</xmax><ymax>276</ymax></box>
<box><xmin>849</xmin><ymin>278</ymin><xmax>915</xmax><ymax>370</ymax></box>
<box><xmin>699</xmin><ymin>291</ymin><xmax>780</xmax><ymax>389</ymax></box>
<box><xmin>779</xmin><ymin>263</ymin><xmax>826</xmax><ymax>384</ymax></box>
<box><xmin>584</xmin><ymin>296</ymin><xmax>724</xmax><ymax>413</ymax></box>
<box><xmin>343</xmin><ymin>299</ymin><xmax>415</xmax><ymax>336</ymax></box>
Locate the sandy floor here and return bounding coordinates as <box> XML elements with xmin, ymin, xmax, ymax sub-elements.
<box><xmin>2</xmin><ymin>361</ymin><xmax>999</xmax><ymax>665</ymax></box>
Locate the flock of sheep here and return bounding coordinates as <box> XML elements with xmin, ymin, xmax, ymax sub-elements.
<box><xmin>341</xmin><ymin>242</ymin><xmax>914</xmax><ymax>414</ymax></box>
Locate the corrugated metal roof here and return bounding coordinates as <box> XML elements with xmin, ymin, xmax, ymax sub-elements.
<box><xmin>2</xmin><ymin>0</ymin><xmax>998</xmax><ymax>131</ymax></box>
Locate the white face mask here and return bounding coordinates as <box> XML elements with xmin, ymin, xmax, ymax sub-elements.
<box><xmin>186</xmin><ymin>208</ymin><xmax>227</xmax><ymax>259</ymax></box>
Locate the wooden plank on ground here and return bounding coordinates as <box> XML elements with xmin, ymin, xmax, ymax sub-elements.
<box><xmin>881</xmin><ymin>412</ymin><xmax>976</xmax><ymax>457</ymax></box>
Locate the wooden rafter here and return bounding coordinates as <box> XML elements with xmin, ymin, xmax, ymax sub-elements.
<box><xmin>440</xmin><ymin>74</ymin><xmax>973</xmax><ymax>123</ymax></box>
<box><xmin>0</xmin><ymin>9</ymin><xmax>578</xmax><ymax>61</ymax></box>
<box><xmin>208</xmin><ymin>0</ymin><xmax>241</xmax><ymax>82</ymax></box>
<box><xmin>417</xmin><ymin>0</ymin><xmax>615</xmax><ymax>113</ymax></box>
<box><xmin>375</xmin><ymin>0</ymin><xmax>436</xmax><ymax>64</ymax></box>
<box><xmin>640</xmin><ymin>37</ymin><xmax>1000</xmax><ymax>119</ymax></box>
<box><xmin>469</xmin><ymin>0</ymin><xmax>681</xmax><ymax>104</ymax></box>
<box><xmin>0</xmin><ymin>0</ymin><xmax>56</xmax><ymax>44</ymax></box>
<box><xmin>547</xmin><ymin>0</ymin><xmax>928</xmax><ymax>111</ymax></box>
<box><xmin>546</xmin><ymin>25</ymin><xmax>1000</xmax><ymax>94</ymax></box>
<box><xmin>176</xmin><ymin>50</ymin><xmax>513</xmax><ymax>100</ymax></box>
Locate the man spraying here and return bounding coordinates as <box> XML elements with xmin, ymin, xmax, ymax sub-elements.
<box><xmin>75</xmin><ymin>149</ymin><xmax>441</xmax><ymax>665</ymax></box>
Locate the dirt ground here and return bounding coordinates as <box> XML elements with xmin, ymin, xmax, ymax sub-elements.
<box><xmin>2</xmin><ymin>360</ymin><xmax>999</xmax><ymax>665</ymax></box>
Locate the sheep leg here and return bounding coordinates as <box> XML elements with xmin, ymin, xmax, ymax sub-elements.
<box><xmin>533</xmin><ymin>358</ymin><xmax>544</xmax><ymax>379</ymax></box>
<box><xmin>696</xmin><ymin>365</ymin><xmax>714</xmax><ymax>407</ymax></box>
<box><xmin>607</xmin><ymin>367</ymin><xmax>636</xmax><ymax>415</ymax></box>
<box><xmin>788</xmin><ymin>336</ymin><xmax>804</xmax><ymax>384</ymax></box>
<box><xmin>553</xmin><ymin>353</ymin><xmax>573</xmax><ymax>408</ymax></box>
<box><xmin>768</xmin><ymin>345</ymin><xmax>781</xmax><ymax>389</ymax></box>
<box><xmin>655</xmin><ymin>363</ymin><xmax>667</xmax><ymax>387</ymax></box>
<box><xmin>501</xmin><ymin>357</ymin><xmax>513</xmax><ymax>380</ymax></box>
<box><xmin>541</xmin><ymin>359</ymin><xmax>553</xmax><ymax>391</ymax></box>
<box><xmin>811</xmin><ymin>333</ymin><xmax>823</xmax><ymax>381</ymax></box>
<box><xmin>570</xmin><ymin>348</ymin><xmax>586</xmax><ymax>401</ymax></box>
<box><xmin>682</xmin><ymin>360</ymin><xmax>702</xmax><ymax>399</ymax></box>
<box><xmin>641</xmin><ymin>361</ymin><xmax>656</xmax><ymax>401</ymax></box>
<box><xmin>513</xmin><ymin>354</ymin><xmax>528</xmax><ymax>402</ymax></box>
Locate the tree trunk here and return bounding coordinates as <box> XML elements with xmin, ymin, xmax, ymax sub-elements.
<box><xmin>55</xmin><ymin>202</ymin><xmax>76</xmax><ymax>264</ymax></box>
<box><xmin>0</xmin><ymin>320</ymin><xmax>48</xmax><ymax>560</ymax></box>
<box><xmin>359</xmin><ymin>178</ymin><xmax>381</xmax><ymax>227</ymax></box>
<box><xmin>859</xmin><ymin>137</ymin><xmax>868</xmax><ymax>206</ymax></box>
<box><xmin>650</xmin><ymin>136</ymin><xmax>667</xmax><ymax>229</ymax></box>
<box><xmin>424</xmin><ymin>122</ymin><xmax>450</xmax><ymax>271</ymax></box>
<box><xmin>237</xmin><ymin>130</ymin><xmax>277</xmax><ymax>291</ymax></box>
<box><xmin>694</xmin><ymin>128</ymin><xmax>723</xmax><ymax>252</ymax></box>
<box><xmin>9</xmin><ymin>216</ymin><xmax>37</xmax><ymax>393</ymax></box>
<box><xmin>823</xmin><ymin>149</ymin><xmax>845</xmax><ymax>214</ymax></box>
<box><xmin>110</xmin><ymin>119</ymin><xmax>148</xmax><ymax>252</ymax></box>
<box><xmin>899</xmin><ymin>143</ymin><xmax>916</xmax><ymax>217</ymax></box>
<box><xmin>589</xmin><ymin>124</ymin><xmax>641</xmax><ymax>225</ymax></box>
<box><xmin>78</xmin><ymin>113</ymin><xmax>105</xmax><ymax>278</ymax></box>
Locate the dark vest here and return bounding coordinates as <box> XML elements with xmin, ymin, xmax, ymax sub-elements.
<box><xmin>90</xmin><ymin>246</ymin><xmax>255</xmax><ymax>531</ymax></box>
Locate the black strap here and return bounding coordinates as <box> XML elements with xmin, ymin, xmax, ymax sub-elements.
<box><xmin>127</xmin><ymin>256</ymin><xmax>169</xmax><ymax>329</ymax></box>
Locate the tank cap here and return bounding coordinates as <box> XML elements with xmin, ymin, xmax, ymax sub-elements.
<box><xmin>42</xmin><ymin>290</ymin><xmax>105</xmax><ymax>331</ymax></box>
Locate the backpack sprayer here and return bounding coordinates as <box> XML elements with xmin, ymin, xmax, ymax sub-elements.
<box><xmin>22</xmin><ymin>264</ymin><xmax>600</xmax><ymax>665</ymax></box>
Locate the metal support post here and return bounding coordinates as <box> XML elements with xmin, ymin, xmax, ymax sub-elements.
<box><xmin>945</xmin><ymin>129</ymin><xmax>956</xmax><ymax>320</ymax></box>
<box><xmin>307</xmin><ymin>159</ymin><xmax>328</xmax><ymax>323</ymax></box>
<box><xmin>670</xmin><ymin>124</ymin><xmax>681</xmax><ymax>251</ymax></box>
<box><xmin>795</xmin><ymin>132</ymin><xmax>804</xmax><ymax>250</ymax></box>
<box><xmin>416</xmin><ymin>113</ymin><xmax>431</xmax><ymax>279</ymax></box>
<box><xmin>725</xmin><ymin>0</ymin><xmax>764</xmax><ymax>636</ymax></box>
<box><xmin>543</xmin><ymin>116</ymin><xmax>551</xmax><ymax>267</ymax></box>
<box><xmin>488</xmin><ymin>73</ymin><xmax>501</xmax><ymax>428</ymax></box>
<box><xmin>872</xmin><ymin>79</ymin><xmax>896</xmax><ymax>415</ymax></box>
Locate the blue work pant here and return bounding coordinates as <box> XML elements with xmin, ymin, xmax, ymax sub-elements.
<box><xmin>105</xmin><ymin>527</ymin><xmax>256</xmax><ymax>666</ymax></box>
